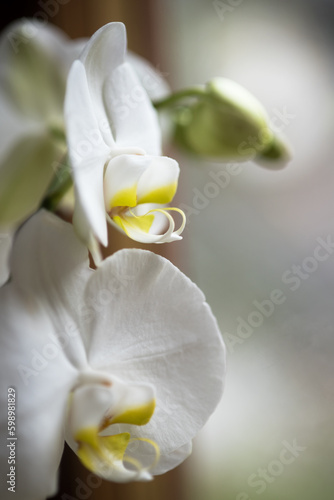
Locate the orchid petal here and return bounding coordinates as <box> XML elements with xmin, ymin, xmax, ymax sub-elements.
<box><xmin>72</xmin><ymin>199</ymin><xmax>102</xmax><ymax>266</ymax></box>
<box><xmin>78</xmin><ymin>248</ymin><xmax>226</xmax><ymax>467</ymax></box>
<box><xmin>10</xmin><ymin>210</ymin><xmax>89</xmax><ymax>367</ymax></box>
<box><xmin>0</xmin><ymin>212</ymin><xmax>87</xmax><ymax>498</ymax></box>
<box><xmin>65</xmin><ymin>59</ymin><xmax>112</xmax><ymax>162</ymax></box>
<box><xmin>65</xmin><ymin>59</ymin><xmax>113</xmax><ymax>249</ymax></box>
<box><xmin>0</xmin><ymin>284</ymin><xmax>77</xmax><ymax>500</ymax></box>
<box><xmin>151</xmin><ymin>442</ymin><xmax>192</xmax><ymax>475</ymax></box>
<box><xmin>75</xmin><ymin>23</ymin><xmax>162</xmax><ymax>154</ymax></box>
<box><xmin>79</xmin><ymin>22</ymin><xmax>126</xmax><ymax>142</ymax></box>
<box><xmin>71</xmin><ymin>156</ymin><xmax>109</xmax><ymax>248</ymax></box>
<box><xmin>103</xmin><ymin>154</ymin><xmax>148</xmax><ymax>210</ymax></box>
<box><xmin>135</xmin><ymin>156</ymin><xmax>179</xmax><ymax>205</ymax></box>
<box><xmin>0</xmin><ymin>19</ymin><xmax>86</xmax><ymax>123</ymax></box>
<box><xmin>0</xmin><ymin>22</ymin><xmax>61</xmax><ymax>121</ymax></box>
<box><xmin>104</xmin><ymin>62</ymin><xmax>161</xmax><ymax>155</ymax></box>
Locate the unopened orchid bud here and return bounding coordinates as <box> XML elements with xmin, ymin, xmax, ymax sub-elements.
<box><xmin>165</xmin><ymin>78</ymin><xmax>289</xmax><ymax>165</ymax></box>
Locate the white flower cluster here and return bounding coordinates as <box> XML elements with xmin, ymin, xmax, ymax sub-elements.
<box><xmin>0</xmin><ymin>20</ymin><xmax>226</xmax><ymax>500</ymax></box>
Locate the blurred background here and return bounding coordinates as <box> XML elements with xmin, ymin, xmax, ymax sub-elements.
<box><xmin>2</xmin><ymin>0</ymin><xmax>334</xmax><ymax>499</ymax></box>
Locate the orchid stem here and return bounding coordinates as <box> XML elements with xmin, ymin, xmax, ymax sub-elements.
<box><xmin>153</xmin><ymin>87</ymin><xmax>207</xmax><ymax>110</ymax></box>
<box><xmin>41</xmin><ymin>155</ymin><xmax>73</xmax><ymax>212</ymax></box>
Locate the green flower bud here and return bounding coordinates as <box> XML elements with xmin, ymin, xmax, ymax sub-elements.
<box><xmin>163</xmin><ymin>78</ymin><xmax>290</xmax><ymax>165</ymax></box>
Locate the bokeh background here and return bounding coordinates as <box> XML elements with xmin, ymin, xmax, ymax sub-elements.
<box><xmin>2</xmin><ymin>0</ymin><xmax>334</xmax><ymax>499</ymax></box>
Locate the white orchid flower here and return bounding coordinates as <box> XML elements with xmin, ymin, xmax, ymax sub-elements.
<box><xmin>65</xmin><ymin>22</ymin><xmax>185</xmax><ymax>263</ymax></box>
<box><xmin>0</xmin><ymin>210</ymin><xmax>225</xmax><ymax>499</ymax></box>
<box><xmin>0</xmin><ymin>19</ymin><xmax>85</xmax><ymax>229</ymax></box>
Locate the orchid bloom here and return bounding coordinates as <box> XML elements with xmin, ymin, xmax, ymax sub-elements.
<box><xmin>65</xmin><ymin>22</ymin><xmax>185</xmax><ymax>262</ymax></box>
<box><xmin>0</xmin><ymin>210</ymin><xmax>225</xmax><ymax>500</ymax></box>
<box><xmin>0</xmin><ymin>19</ymin><xmax>85</xmax><ymax>229</ymax></box>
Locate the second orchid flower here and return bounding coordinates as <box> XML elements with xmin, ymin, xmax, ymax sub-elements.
<box><xmin>65</xmin><ymin>22</ymin><xmax>185</xmax><ymax>262</ymax></box>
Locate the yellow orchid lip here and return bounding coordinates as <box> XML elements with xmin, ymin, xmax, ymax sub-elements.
<box><xmin>112</xmin><ymin>211</ymin><xmax>155</xmax><ymax>237</ymax></box>
<box><xmin>67</xmin><ymin>378</ymin><xmax>160</xmax><ymax>482</ymax></box>
<box><xmin>76</xmin><ymin>428</ymin><xmax>160</xmax><ymax>481</ymax></box>
<box><xmin>74</xmin><ymin>397</ymin><xmax>159</xmax><ymax>481</ymax></box>
<box><xmin>107</xmin><ymin>182</ymin><xmax>178</xmax><ymax>212</ymax></box>
<box><xmin>108</xmin><ymin>205</ymin><xmax>130</xmax><ymax>218</ymax></box>
<box><xmin>106</xmin><ymin>181</ymin><xmax>183</xmax><ymax>240</ymax></box>
<box><xmin>109</xmin><ymin>187</ymin><xmax>137</xmax><ymax>211</ymax></box>
<box><xmin>102</xmin><ymin>152</ymin><xmax>185</xmax><ymax>244</ymax></box>
<box><xmin>107</xmin><ymin>206</ymin><xmax>186</xmax><ymax>243</ymax></box>
<box><xmin>101</xmin><ymin>398</ymin><xmax>156</xmax><ymax>429</ymax></box>
<box><xmin>76</xmin><ymin>428</ymin><xmax>132</xmax><ymax>475</ymax></box>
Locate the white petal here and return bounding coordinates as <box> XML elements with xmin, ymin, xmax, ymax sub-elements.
<box><xmin>127</xmin><ymin>51</ymin><xmax>170</xmax><ymax>101</ymax></box>
<box><xmin>151</xmin><ymin>442</ymin><xmax>192</xmax><ymax>475</ymax></box>
<box><xmin>78</xmin><ymin>249</ymin><xmax>226</xmax><ymax>471</ymax></box>
<box><xmin>65</xmin><ymin>60</ymin><xmax>110</xmax><ymax>247</ymax></box>
<box><xmin>65</xmin><ymin>59</ymin><xmax>112</xmax><ymax>162</ymax></box>
<box><xmin>10</xmin><ymin>210</ymin><xmax>90</xmax><ymax>367</ymax></box>
<box><xmin>72</xmin><ymin>199</ymin><xmax>102</xmax><ymax>265</ymax></box>
<box><xmin>79</xmin><ymin>22</ymin><xmax>126</xmax><ymax>146</ymax></box>
<box><xmin>27</xmin><ymin>21</ymin><xmax>87</xmax><ymax>72</ymax></box>
<box><xmin>0</xmin><ymin>19</ymin><xmax>84</xmax><ymax>122</ymax></box>
<box><xmin>80</xmin><ymin>22</ymin><xmax>126</xmax><ymax>93</ymax></box>
<box><xmin>104</xmin><ymin>62</ymin><xmax>162</xmax><ymax>155</ymax></box>
<box><xmin>72</xmin><ymin>157</ymin><xmax>109</xmax><ymax>247</ymax></box>
<box><xmin>104</xmin><ymin>154</ymin><xmax>148</xmax><ymax>210</ymax></box>
<box><xmin>136</xmin><ymin>156</ymin><xmax>179</xmax><ymax>204</ymax></box>
<box><xmin>0</xmin><ymin>282</ymin><xmax>77</xmax><ymax>500</ymax></box>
